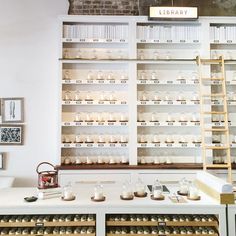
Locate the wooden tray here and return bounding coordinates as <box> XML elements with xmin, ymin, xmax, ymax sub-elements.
<box><xmin>91</xmin><ymin>196</ymin><xmax>105</xmax><ymax>202</ymax></box>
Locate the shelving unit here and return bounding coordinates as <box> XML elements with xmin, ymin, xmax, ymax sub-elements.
<box><xmin>0</xmin><ymin>214</ymin><xmax>96</xmax><ymax>236</ymax></box>
<box><xmin>58</xmin><ymin>16</ymin><xmax>236</xmax><ymax>177</ymax></box>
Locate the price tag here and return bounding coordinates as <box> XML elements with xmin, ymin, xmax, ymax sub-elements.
<box><xmin>87</xmin><ymin>144</ymin><xmax>93</xmax><ymax>147</ymax></box>
<box><xmin>181</xmin><ymin>101</ymin><xmax>187</xmax><ymax>105</ymax></box>
<box><xmin>158</xmin><ymin>222</ymin><xmax>166</xmax><ymax>226</ymax></box>
<box><xmin>64</xmin><ymin>101</ymin><xmax>70</xmax><ymax>104</ymax></box>
<box><xmin>227</xmin><ymin>40</ymin><xmax>233</xmax><ymax>43</ymax></box>
<box><xmin>141</xmin><ymin>122</ymin><xmax>147</xmax><ymax>126</ymax></box>
<box><xmin>120</xmin><ymin>39</ymin><xmax>125</xmax><ymax>42</ymax></box>
<box><xmin>121</xmin><ymin>143</ymin><xmax>127</xmax><ymax>147</ymax></box>
<box><xmin>35</xmin><ymin>223</ymin><xmax>44</xmax><ymax>227</ymax></box>
<box><xmin>140</xmin><ymin>80</ymin><xmax>146</xmax><ymax>84</ymax></box>
<box><xmin>167</xmin><ymin>39</ymin><xmax>172</xmax><ymax>43</ymax></box>
<box><xmin>76</xmin><ymin>101</ymin><xmax>82</xmax><ymax>105</ymax></box>
<box><xmin>87</xmin><ymin>101</ymin><xmax>93</xmax><ymax>105</ymax></box>
<box><xmin>64</xmin><ymin>122</ymin><xmax>70</xmax><ymax>126</ymax></box>
<box><xmin>98</xmin><ymin>122</ymin><xmax>104</xmax><ymax>126</ymax></box>
<box><xmin>106</xmin><ymin>39</ymin><xmax>112</xmax><ymax>42</ymax></box>
<box><xmin>181</xmin><ymin>122</ymin><xmax>187</xmax><ymax>126</ymax></box>
<box><xmin>76</xmin><ymin>80</ymin><xmax>82</xmax><ymax>84</ymax></box>
<box><xmin>121</xmin><ymin>101</ymin><xmax>127</xmax><ymax>105</ymax></box>
<box><xmin>154</xmin><ymin>39</ymin><xmax>159</xmax><ymax>43</ymax></box>
<box><xmin>121</xmin><ymin>80</ymin><xmax>127</xmax><ymax>84</ymax></box>
<box><xmin>154</xmin><ymin>80</ymin><xmax>160</xmax><ymax>84</ymax></box>
<box><xmin>193</xmin><ymin>39</ymin><xmax>199</xmax><ymax>43</ymax></box>
<box><xmin>108</xmin><ymin>122</ymin><xmax>114</xmax><ymax>126</ymax></box>
<box><xmin>76</xmin><ymin>144</ymin><xmax>81</xmax><ymax>147</ymax></box>
<box><xmin>154</xmin><ymin>101</ymin><xmax>160</xmax><ymax>105</ymax></box>
<box><xmin>109</xmin><ymin>80</ymin><xmax>115</xmax><ymax>84</ymax></box>
<box><xmin>154</xmin><ymin>143</ymin><xmax>160</xmax><ymax>147</ymax></box>
<box><xmin>167</xmin><ymin>101</ymin><xmax>173</xmax><ymax>105</ymax></box>
<box><xmin>75</xmin><ymin>122</ymin><xmax>81</xmax><ymax>126</ymax></box>
<box><xmin>195</xmin><ymin>144</ymin><xmax>201</xmax><ymax>147</ymax></box>
<box><xmin>86</xmin><ymin>122</ymin><xmax>93</xmax><ymax>126</ymax></box>
<box><xmin>98</xmin><ymin>80</ymin><xmax>105</xmax><ymax>84</ymax></box>
<box><xmin>140</xmin><ymin>39</ymin><xmax>146</xmax><ymax>43</ymax></box>
<box><xmin>194</xmin><ymin>80</ymin><xmax>199</xmax><ymax>84</ymax></box>
<box><xmin>141</xmin><ymin>101</ymin><xmax>147</xmax><ymax>105</ymax></box>
<box><xmin>65</xmin><ymin>38</ymin><xmax>72</xmax><ymax>42</ymax></box>
<box><xmin>99</xmin><ymin>101</ymin><xmax>104</xmax><ymax>104</ymax></box>
<box><xmin>110</xmin><ymin>101</ymin><xmax>116</xmax><ymax>105</ymax></box>
<box><xmin>167</xmin><ymin>81</ymin><xmax>173</xmax><ymax>84</ymax></box>
<box><xmin>98</xmin><ymin>144</ymin><xmax>104</xmax><ymax>147</ymax></box>
<box><xmin>180</xmin><ymin>39</ymin><xmax>186</xmax><ymax>43</ymax></box>
<box><xmin>110</xmin><ymin>143</ymin><xmax>116</xmax><ymax>147</ymax></box>
<box><xmin>141</xmin><ymin>143</ymin><xmax>147</xmax><ymax>147</ymax></box>
<box><xmin>168</xmin><ymin>122</ymin><xmax>174</xmax><ymax>126</ymax></box>
<box><xmin>121</xmin><ymin>122</ymin><xmax>127</xmax><ymax>126</ymax></box>
<box><xmin>166</xmin><ymin>143</ymin><xmax>173</xmax><ymax>147</ymax></box>
<box><xmin>63</xmin><ymin>144</ymin><xmax>70</xmax><ymax>147</ymax></box>
<box><xmin>93</xmin><ymin>39</ymin><xmax>99</xmax><ymax>42</ymax></box>
<box><xmin>194</xmin><ymin>101</ymin><xmax>200</xmax><ymax>105</ymax></box>
<box><xmin>87</xmin><ymin>80</ymin><xmax>93</xmax><ymax>84</ymax></box>
<box><xmin>194</xmin><ymin>122</ymin><xmax>200</xmax><ymax>126</ymax></box>
<box><xmin>181</xmin><ymin>143</ymin><xmax>188</xmax><ymax>147</ymax></box>
<box><xmin>154</xmin><ymin>122</ymin><xmax>160</xmax><ymax>126</ymax></box>
<box><xmin>214</xmin><ymin>40</ymin><xmax>219</xmax><ymax>43</ymax></box>
<box><xmin>64</xmin><ymin>79</ymin><xmax>71</xmax><ymax>83</ymax></box>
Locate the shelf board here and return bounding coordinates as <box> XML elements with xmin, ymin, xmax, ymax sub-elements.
<box><xmin>137</xmin><ymin>143</ymin><xmax>201</xmax><ymax>148</ymax></box>
<box><xmin>106</xmin><ymin>220</ymin><xmax>218</xmax><ymax>227</ymax></box>
<box><xmin>56</xmin><ymin>163</ymin><xmax>203</xmax><ymax>170</ymax></box>
<box><xmin>137</xmin><ymin>101</ymin><xmax>199</xmax><ymax>106</ymax></box>
<box><xmin>62</xmin><ymin>79</ymin><xmax>128</xmax><ymax>85</ymax></box>
<box><xmin>137</xmin><ymin>121</ymin><xmax>200</xmax><ymax>127</ymax></box>
<box><xmin>137</xmin><ymin>39</ymin><xmax>201</xmax><ymax>44</ymax></box>
<box><xmin>63</xmin><ymin>38</ymin><xmax>128</xmax><ymax>43</ymax></box>
<box><xmin>61</xmin><ymin>143</ymin><xmax>129</xmax><ymax>148</ymax></box>
<box><xmin>62</xmin><ymin>101</ymin><xmax>127</xmax><ymax>105</ymax></box>
<box><xmin>211</xmin><ymin>40</ymin><xmax>236</xmax><ymax>44</ymax></box>
<box><xmin>137</xmin><ymin>80</ymin><xmax>199</xmax><ymax>85</ymax></box>
<box><xmin>0</xmin><ymin>221</ymin><xmax>95</xmax><ymax>227</ymax></box>
<box><xmin>107</xmin><ymin>234</ymin><xmax>217</xmax><ymax>236</ymax></box>
<box><xmin>62</xmin><ymin>121</ymin><xmax>128</xmax><ymax>127</ymax></box>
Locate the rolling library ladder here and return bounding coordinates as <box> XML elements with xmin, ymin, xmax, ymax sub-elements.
<box><xmin>197</xmin><ymin>56</ymin><xmax>232</xmax><ymax>183</ymax></box>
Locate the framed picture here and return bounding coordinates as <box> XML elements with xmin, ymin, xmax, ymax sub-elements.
<box><xmin>0</xmin><ymin>153</ymin><xmax>4</xmax><ymax>169</ymax></box>
<box><xmin>0</xmin><ymin>125</ymin><xmax>24</xmax><ymax>145</ymax></box>
<box><xmin>1</xmin><ymin>98</ymin><xmax>24</xmax><ymax>123</ymax></box>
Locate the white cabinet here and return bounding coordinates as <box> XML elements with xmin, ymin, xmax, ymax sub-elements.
<box><xmin>59</xmin><ymin>16</ymin><xmax>236</xmax><ymax>171</ymax></box>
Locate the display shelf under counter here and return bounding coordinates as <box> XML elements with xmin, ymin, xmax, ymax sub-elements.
<box><xmin>0</xmin><ymin>183</ymin><xmax>227</xmax><ymax>236</ymax></box>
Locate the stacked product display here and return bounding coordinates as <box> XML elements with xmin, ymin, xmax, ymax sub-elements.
<box><xmin>59</xmin><ymin>16</ymin><xmax>236</xmax><ymax>168</ymax></box>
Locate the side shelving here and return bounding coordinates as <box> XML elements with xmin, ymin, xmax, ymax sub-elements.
<box><xmin>106</xmin><ymin>214</ymin><xmax>219</xmax><ymax>236</ymax></box>
<box><xmin>0</xmin><ymin>214</ymin><xmax>96</xmax><ymax>236</ymax></box>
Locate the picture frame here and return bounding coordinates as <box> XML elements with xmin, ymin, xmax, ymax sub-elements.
<box><xmin>0</xmin><ymin>125</ymin><xmax>24</xmax><ymax>145</ymax></box>
<box><xmin>0</xmin><ymin>153</ymin><xmax>4</xmax><ymax>169</ymax></box>
<box><xmin>1</xmin><ymin>97</ymin><xmax>24</xmax><ymax>123</ymax></box>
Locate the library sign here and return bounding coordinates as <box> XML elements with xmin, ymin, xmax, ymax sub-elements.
<box><xmin>149</xmin><ymin>6</ymin><xmax>198</xmax><ymax>20</ymax></box>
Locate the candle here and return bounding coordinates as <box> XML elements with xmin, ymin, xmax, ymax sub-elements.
<box><xmin>153</xmin><ymin>189</ymin><xmax>162</xmax><ymax>198</ymax></box>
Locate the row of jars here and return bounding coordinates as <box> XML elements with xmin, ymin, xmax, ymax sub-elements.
<box><xmin>62</xmin><ymin>134</ymin><xmax>129</xmax><ymax>144</ymax></box>
<box><xmin>0</xmin><ymin>227</ymin><xmax>95</xmax><ymax>235</ymax></box>
<box><xmin>137</xmin><ymin>134</ymin><xmax>201</xmax><ymax>144</ymax></box>
<box><xmin>137</xmin><ymin>49</ymin><xmax>200</xmax><ymax>60</ymax></box>
<box><xmin>107</xmin><ymin>226</ymin><xmax>217</xmax><ymax>235</ymax></box>
<box><xmin>137</xmin><ymin>91</ymin><xmax>199</xmax><ymax>102</ymax></box>
<box><xmin>63</xmin><ymin>48</ymin><xmax>128</xmax><ymax>60</ymax></box>
<box><xmin>0</xmin><ymin>214</ymin><xmax>95</xmax><ymax>223</ymax></box>
<box><xmin>63</xmin><ymin>91</ymin><xmax>127</xmax><ymax>102</ymax></box>
<box><xmin>137</xmin><ymin>112</ymin><xmax>200</xmax><ymax>123</ymax></box>
<box><xmin>137</xmin><ymin>70</ymin><xmax>199</xmax><ymax>81</ymax></box>
<box><xmin>63</xmin><ymin>70</ymin><xmax>128</xmax><ymax>81</ymax></box>
<box><xmin>72</xmin><ymin>112</ymin><xmax>128</xmax><ymax>123</ymax></box>
<box><xmin>107</xmin><ymin>214</ymin><xmax>217</xmax><ymax>222</ymax></box>
<box><xmin>62</xmin><ymin>155</ymin><xmax>128</xmax><ymax>165</ymax></box>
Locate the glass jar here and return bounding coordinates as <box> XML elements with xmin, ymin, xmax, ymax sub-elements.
<box><xmin>63</xmin><ymin>91</ymin><xmax>72</xmax><ymax>101</ymax></box>
<box><xmin>179</xmin><ymin>177</ymin><xmax>189</xmax><ymax>195</ymax></box>
<box><xmin>188</xmin><ymin>182</ymin><xmax>199</xmax><ymax>199</ymax></box>
<box><xmin>94</xmin><ymin>183</ymin><xmax>104</xmax><ymax>200</ymax></box>
<box><xmin>63</xmin><ymin>70</ymin><xmax>71</xmax><ymax>80</ymax></box>
<box><xmin>121</xmin><ymin>180</ymin><xmax>133</xmax><ymax>199</ymax></box>
<box><xmin>151</xmin><ymin>71</ymin><xmax>158</xmax><ymax>80</ymax></box>
<box><xmin>74</xmin><ymin>90</ymin><xmax>82</xmax><ymax>101</ymax></box>
<box><xmin>152</xmin><ymin>179</ymin><xmax>163</xmax><ymax>198</ymax></box>
<box><xmin>135</xmin><ymin>178</ymin><xmax>146</xmax><ymax>196</ymax></box>
<box><xmin>87</xmin><ymin>70</ymin><xmax>94</xmax><ymax>80</ymax></box>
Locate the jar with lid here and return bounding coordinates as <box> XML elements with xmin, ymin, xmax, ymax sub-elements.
<box><xmin>135</xmin><ymin>178</ymin><xmax>146</xmax><ymax>196</ymax></box>
<box><xmin>188</xmin><ymin>181</ymin><xmax>199</xmax><ymax>199</ymax></box>
<box><xmin>152</xmin><ymin>179</ymin><xmax>163</xmax><ymax>198</ymax></box>
<box><xmin>179</xmin><ymin>177</ymin><xmax>189</xmax><ymax>195</ymax></box>
<box><xmin>93</xmin><ymin>183</ymin><xmax>104</xmax><ymax>200</ymax></box>
<box><xmin>121</xmin><ymin>180</ymin><xmax>133</xmax><ymax>199</ymax></box>
<box><xmin>62</xmin><ymin>182</ymin><xmax>75</xmax><ymax>200</ymax></box>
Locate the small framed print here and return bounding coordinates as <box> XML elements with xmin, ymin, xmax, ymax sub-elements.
<box><xmin>0</xmin><ymin>153</ymin><xmax>4</xmax><ymax>169</ymax></box>
<box><xmin>0</xmin><ymin>125</ymin><xmax>24</xmax><ymax>145</ymax></box>
<box><xmin>1</xmin><ymin>98</ymin><xmax>24</xmax><ymax>123</ymax></box>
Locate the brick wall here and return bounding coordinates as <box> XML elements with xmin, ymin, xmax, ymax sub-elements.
<box><xmin>68</xmin><ymin>0</ymin><xmax>139</xmax><ymax>15</ymax></box>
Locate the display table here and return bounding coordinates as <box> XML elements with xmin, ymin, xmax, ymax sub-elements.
<box><xmin>0</xmin><ymin>184</ymin><xmax>227</xmax><ymax>236</ymax></box>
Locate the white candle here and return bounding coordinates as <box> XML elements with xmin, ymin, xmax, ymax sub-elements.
<box><xmin>153</xmin><ymin>190</ymin><xmax>161</xmax><ymax>198</ymax></box>
<box><xmin>121</xmin><ymin>156</ymin><xmax>127</xmax><ymax>164</ymax></box>
<box><xmin>122</xmin><ymin>190</ymin><xmax>132</xmax><ymax>198</ymax></box>
<box><xmin>137</xmin><ymin>188</ymin><xmax>145</xmax><ymax>196</ymax></box>
<box><xmin>189</xmin><ymin>187</ymin><xmax>199</xmax><ymax>199</ymax></box>
<box><xmin>180</xmin><ymin>185</ymin><xmax>188</xmax><ymax>194</ymax></box>
<box><xmin>94</xmin><ymin>192</ymin><xmax>103</xmax><ymax>200</ymax></box>
<box><xmin>64</xmin><ymin>191</ymin><xmax>73</xmax><ymax>200</ymax></box>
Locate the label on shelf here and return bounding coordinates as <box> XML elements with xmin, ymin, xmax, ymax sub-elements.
<box><xmin>158</xmin><ymin>222</ymin><xmax>166</xmax><ymax>226</ymax></box>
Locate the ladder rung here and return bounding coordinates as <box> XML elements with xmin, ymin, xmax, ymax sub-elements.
<box><xmin>205</xmin><ymin>164</ymin><xmax>231</xmax><ymax>169</ymax></box>
<box><xmin>201</xmin><ymin>78</ymin><xmax>224</xmax><ymax>81</ymax></box>
<box><xmin>202</xmin><ymin>94</ymin><xmax>225</xmax><ymax>97</ymax></box>
<box><xmin>204</xmin><ymin>128</ymin><xmax>228</xmax><ymax>132</ymax></box>
<box><xmin>200</xmin><ymin>59</ymin><xmax>222</xmax><ymax>64</ymax></box>
<box><xmin>203</xmin><ymin>111</ymin><xmax>226</xmax><ymax>114</ymax></box>
<box><xmin>205</xmin><ymin>146</ymin><xmax>230</xmax><ymax>150</ymax></box>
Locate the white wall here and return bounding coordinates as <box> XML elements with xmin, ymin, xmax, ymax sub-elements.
<box><xmin>0</xmin><ymin>0</ymin><xmax>68</xmax><ymax>186</ymax></box>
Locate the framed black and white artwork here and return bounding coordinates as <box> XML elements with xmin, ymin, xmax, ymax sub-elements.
<box><xmin>1</xmin><ymin>98</ymin><xmax>24</xmax><ymax>123</ymax></box>
<box><xmin>0</xmin><ymin>125</ymin><xmax>23</xmax><ymax>145</ymax></box>
<box><xmin>0</xmin><ymin>153</ymin><xmax>4</xmax><ymax>169</ymax></box>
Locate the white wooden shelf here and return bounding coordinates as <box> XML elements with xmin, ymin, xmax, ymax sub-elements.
<box><xmin>62</xmin><ymin>101</ymin><xmax>128</xmax><ymax>105</ymax></box>
<box><xmin>62</xmin><ymin>122</ymin><xmax>128</xmax><ymax>127</ymax></box>
<box><xmin>61</xmin><ymin>143</ymin><xmax>129</xmax><ymax>148</ymax></box>
<box><xmin>137</xmin><ymin>101</ymin><xmax>199</xmax><ymax>105</ymax></box>
<box><xmin>137</xmin><ymin>121</ymin><xmax>200</xmax><ymax>127</ymax></box>
<box><xmin>137</xmin><ymin>80</ymin><xmax>199</xmax><ymax>85</ymax></box>
<box><xmin>62</xmin><ymin>79</ymin><xmax>128</xmax><ymax>85</ymax></box>
<box><xmin>137</xmin><ymin>143</ymin><xmax>201</xmax><ymax>148</ymax></box>
<box><xmin>63</xmin><ymin>38</ymin><xmax>128</xmax><ymax>43</ymax></box>
<box><xmin>137</xmin><ymin>39</ymin><xmax>201</xmax><ymax>44</ymax></box>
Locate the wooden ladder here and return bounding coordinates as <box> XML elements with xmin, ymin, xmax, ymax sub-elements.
<box><xmin>197</xmin><ymin>56</ymin><xmax>232</xmax><ymax>183</ymax></box>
